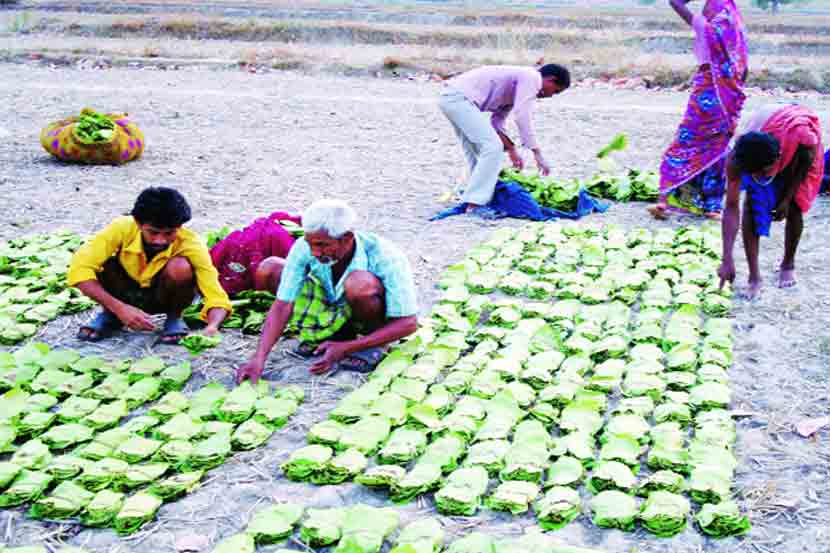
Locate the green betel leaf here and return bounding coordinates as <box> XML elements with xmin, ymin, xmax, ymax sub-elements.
<box><xmin>160</xmin><ymin>361</ymin><xmax>192</xmax><ymax>392</ymax></box>
<box><xmin>123</xmin><ymin>377</ymin><xmax>163</xmax><ymax>409</ymax></box>
<box><xmin>391</xmin><ymin>517</ymin><xmax>444</xmax><ymax>553</ymax></box>
<box><xmin>85</xmin><ymin>373</ymin><xmax>130</xmax><ymax>401</ymax></box>
<box><xmin>215</xmin><ymin>381</ymin><xmax>260</xmax><ymax>423</ymax></box>
<box><xmin>130</xmin><ymin>356</ymin><xmax>166</xmax><ymax>379</ymax></box>
<box><xmin>115</xmin><ymin>435</ymin><xmax>163</xmax><ymax>464</ymax></box>
<box><xmin>147</xmin><ymin>470</ymin><xmax>204</xmax><ymax>501</ymax></box>
<box><xmin>689</xmin><ymin>466</ymin><xmax>733</xmax><ymax>504</ymax></box>
<box><xmin>0</xmin><ymin>469</ymin><xmax>53</xmax><ymax>507</ymax></box>
<box><xmin>282</xmin><ymin>444</ymin><xmax>333</xmax><ymax>481</ymax></box>
<box><xmin>82</xmin><ymin>399</ymin><xmax>129</xmax><ymax>430</ymax></box>
<box><xmin>231</xmin><ymin>418</ymin><xmax>273</xmax><ymax>450</ymax></box>
<box><xmin>589</xmin><ymin>490</ymin><xmax>638</xmax><ymax>531</ymax></box>
<box><xmin>312</xmin><ymin>447</ymin><xmax>368</xmax><ymax>485</ymax></box>
<box><xmin>0</xmin><ymin>460</ymin><xmax>23</xmax><ymax>488</ymax></box>
<box><xmin>638</xmin><ymin>491</ymin><xmax>690</xmax><ymax>537</ymax></box>
<box><xmin>545</xmin><ymin>455</ymin><xmax>585</xmax><ymax>487</ymax></box>
<box><xmin>181</xmin><ymin>334</ymin><xmax>222</xmax><ymax>355</ymax></box>
<box><xmin>149</xmin><ymin>391</ymin><xmax>191</xmax><ymax>420</ymax></box>
<box><xmin>188</xmin><ymin>432</ymin><xmax>230</xmax><ymax>470</ymax></box>
<box><xmin>78</xmin><ymin>458</ymin><xmax>130</xmax><ymax>492</ymax></box>
<box><xmin>254</xmin><ymin>396</ymin><xmax>298</xmax><ymax>429</ymax></box>
<box><xmin>56</xmin><ymin>395</ymin><xmax>100</xmax><ymax>423</ymax></box>
<box><xmin>188</xmin><ymin>383</ymin><xmax>228</xmax><ymax>421</ymax></box>
<box><xmin>390</xmin><ymin>463</ymin><xmax>442</xmax><ymax>503</ymax></box>
<box><xmin>53</xmin><ymin>373</ymin><xmax>95</xmax><ymax>398</ymax></box>
<box><xmin>246</xmin><ymin>503</ymin><xmax>304</xmax><ymax>544</ymax></box>
<box><xmin>112</xmin><ymin>462</ymin><xmax>170</xmax><ymax>493</ymax></box>
<box><xmin>154</xmin><ymin>439</ymin><xmax>195</xmax><ymax>470</ymax></box>
<box><xmin>636</xmin><ymin>470</ymin><xmax>686</xmax><ymax>497</ymax></box>
<box><xmin>114</xmin><ymin>491</ymin><xmax>163</xmax><ymax>535</ymax></box>
<box><xmin>308</xmin><ymin>419</ymin><xmax>347</xmax><ymax>447</ymax></box>
<box><xmin>81</xmin><ymin>489</ymin><xmax>125</xmax><ymax>527</ymax></box>
<box><xmin>37</xmin><ymin>349</ymin><xmax>81</xmax><ymax>371</ymax></box>
<box><xmin>356</xmin><ymin>464</ymin><xmax>406</xmax><ymax>488</ymax></box>
<box><xmin>338</xmin><ymin>416</ymin><xmax>391</xmax><ymax>455</ymax></box>
<box><xmin>419</xmin><ymin>434</ymin><xmax>465</xmax><ymax>473</ymax></box>
<box><xmin>689</xmin><ymin>382</ymin><xmax>731</xmax><ymax>411</ymax></box>
<box><xmin>435</xmin><ymin>466</ymin><xmax>489</xmax><ymax>516</ymax></box>
<box><xmin>29</xmin><ymin>480</ymin><xmax>95</xmax><ymax>519</ymax></box>
<box><xmin>334</xmin><ymin>505</ymin><xmax>399</xmax><ymax>553</ymax></box>
<box><xmin>17</xmin><ymin>411</ymin><xmax>56</xmax><ymax>439</ymax></box>
<box><xmin>211</xmin><ymin>534</ymin><xmax>255</xmax><ymax>553</ymax></box>
<box><xmin>300</xmin><ymin>507</ymin><xmax>347</xmax><ymax>547</ymax></box>
<box><xmin>534</xmin><ymin>485</ymin><xmax>582</xmax><ymax>530</ymax></box>
<box><xmin>695</xmin><ymin>500</ymin><xmax>751</xmax><ymax>538</ymax></box>
<box><xmin>463</xmin><ymin>439</ymin><xmax>510</xmax><ymax>475</ymax></box>
<box><xmin>22</xmin><ymin>393</ymin><xmax>59</xmax><ymax>414</ymax></box>
<box><xmin>11</xmin><ymin>439</ymin><xmax>52</xmax><ymax>469</ymax></box>
<box><xmin>154</xmin><ymin>413</ymin><xmax>204</xmax><ymax>442</ymax></box>
<box><xmin>486</xmin><ymin>480</ymin><xmax>540</xmax><ymax>515</ymax></box>
<box><xmin>446</xmin><ymin>532</ymin><xmax>496</xmax><ymax>553</ymax></box>
<box><xmin>588</xmin><ymin>461</ymin><xmax>637</xmax><ymax>494</ymax></box>
<box><xmin>379</xmin><ymin>428</ymin><xmax>428</xmax><ymax>465</ymax></box>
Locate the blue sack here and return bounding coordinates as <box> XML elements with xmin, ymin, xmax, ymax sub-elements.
<box><xmin>430</xmin><ymin>180</ymin><xmax>609</xmax><ymax>222</ymax></box>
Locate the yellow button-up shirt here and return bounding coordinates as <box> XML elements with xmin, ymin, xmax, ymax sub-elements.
<box><xmin>67</xmin><ymin>216</ymin><xmax>232</xmax><ymax>320</ymax></box>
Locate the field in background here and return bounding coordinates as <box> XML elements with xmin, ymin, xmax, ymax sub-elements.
<box><xmin>1</xmin><ymin>0</ymin><xmax>830</xmax><ymax>91</ymax></box>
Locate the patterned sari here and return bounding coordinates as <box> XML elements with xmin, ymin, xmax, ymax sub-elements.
<box><xmin>659</xmin><ymin>0</ymin><xmax>749</xmax><ymax>214</ymax></box>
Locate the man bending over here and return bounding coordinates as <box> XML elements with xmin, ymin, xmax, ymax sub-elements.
<box><xmin>237</xmin><ymin>199</ymin><xmax>418</xmax><ymax>382</ymax></box>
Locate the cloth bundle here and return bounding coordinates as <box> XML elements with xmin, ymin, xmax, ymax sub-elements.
<box><xmin>40</xmin><ymin>108</ymin><xmax>144</xmax><ymax>165</ymax></box>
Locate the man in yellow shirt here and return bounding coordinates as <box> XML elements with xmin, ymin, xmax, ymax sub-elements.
<box><xmin>68</xmin><ymin>187</ymin><xmax>232</xmax><ymax>344</ymax></box>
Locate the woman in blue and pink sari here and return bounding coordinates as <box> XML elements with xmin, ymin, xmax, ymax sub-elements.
<box><xmin>649</xmin><ymin>0</ymin><xmax>749</xmax><ymax>220</ymax></box>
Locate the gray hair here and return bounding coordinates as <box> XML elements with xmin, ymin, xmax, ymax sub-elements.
<box><xmin>302</xmin><ymin>199</ymin><xmax>358</xmax><ymax>239</ymax></box>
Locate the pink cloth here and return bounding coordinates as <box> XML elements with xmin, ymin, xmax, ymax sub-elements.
<box><xmin>209</xmin><ymin>211</ymin><xmax>301</xmax><ymax>296</ymax></box>
<box><xmin>760</xmin><ymin>105</ymin><xmax>825</xmax><ymax>213</ymax></box>
<box><xmin>692</xmin><ymin>15</ymin><xmax>712</xmax><ymax>65</ymax></box>
<box><xmin>446</xmin><ymin>66</ymin><xmax>542</xmax><ymax>149</ymax></box>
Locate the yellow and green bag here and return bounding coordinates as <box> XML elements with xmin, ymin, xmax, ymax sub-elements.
<box><xmin>40</xmin><ymin>108</ymin><xmax>144</xmax><ymax>165</ymax></box>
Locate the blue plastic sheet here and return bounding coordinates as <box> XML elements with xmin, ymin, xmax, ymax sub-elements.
<box><xmin>430</xmin><ymin>180</ymin><xmax>609</xmax><ymax>222</ymax></box>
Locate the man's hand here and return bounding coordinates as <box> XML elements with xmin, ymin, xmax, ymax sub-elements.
<box><xmin>508</xmin><ymin>148</ymin><xmax>524</xmax><ymax>170</ymax></box>
<box><xmin>310</xmin><ymin>341</ymin><xmax>352</xmax><ymax>375</ymax></box>
<box><xmin>718</xmin><ymin>259</ymin><xmax>736</xmax><ymax>289</ymax></box>
<box><xmin>236</xmin><ymin>356</ymin><xmax>265</xmax><ymax>384</ymax></box>
<box><xmin>533</xmin><ymin>151</ymin><xmax>551</xmax><ymax>176</ymax></box>
<box><xmin>115</xmin><ymin>304</ymin><xmax>156</xmax><ymax>331</ymax></box>
<box><xmin>772</xmin><ymin>201</ymin><xmax>790</xmax><ymax>221</ymax></box>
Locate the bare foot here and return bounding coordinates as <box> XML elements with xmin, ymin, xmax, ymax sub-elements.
<box><xmin>465</xmin><ymin>203</ymin><xmax>481</xmax><ymax>213</ymax></box>
<box><xmin>704</xmin><ymin>211</ymin><xmax>721</xmax><ymax>221</ymax></box>
<box><xmin>778</xmin><ymin>266</ymin><xmax>797</xmax><ymax>288</ymax></box>
<box><xmin>744</xmin><ymin>279</ymin><xmax>763</xmax><ymax>300</ymax></box>
<box><xmin>648</xmin><ymin>204</ymin><xmax>669</xmax><ymax>220</ymax></box>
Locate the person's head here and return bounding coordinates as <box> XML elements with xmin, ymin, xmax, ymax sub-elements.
<box><xmin>301</xmin><ymin>199</ymin><xmax>358</xmax><ymax>265</ymax></box>
<box><xmin>131</xmin><ymin>187</ymin><xmax>192</xmax><ymax>254</ymax></box>
<box><xmin>538</xmin><ymin>64</ymin><xmax>571</xmax><ymax>98</ymax></box>
<box><xmin>733</xmin><ymin>131</ymin><xmax>781</xmax><ymax>180</ymax></box>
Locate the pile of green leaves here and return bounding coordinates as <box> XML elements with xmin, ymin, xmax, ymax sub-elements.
<box><xmin>73</xmin><ymin>110</ymin><xmax>116</xmax><ymax>144</ymax></box>
<box><xmin>184</xmin><ymin>290</ymin><xmax>275</xmax><ymax>334</ymax></box>
<box><xmin>0</xmin><ymin>231</ymin><xmax>93</xmax><ymax>344</ymax></box>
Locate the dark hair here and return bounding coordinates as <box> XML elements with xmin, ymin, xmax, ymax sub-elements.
<box><xmin>131</xmin><ymin>187</ymin><xmax>192</xmax><ymax>228</ymax></box>
<box><xmin>539</xmin><ymin>63</ymin><xmax>571</xmax><ymax>89</ymax></box>
<box><xmin>781</xmin><ymin>144</ymin><xmax>815</xmax><ymax>188</ymax></box>
<box><xmin>734</xmin><ymin>131</ymin><xmax>781</xmax><ymax>174</ymax></box>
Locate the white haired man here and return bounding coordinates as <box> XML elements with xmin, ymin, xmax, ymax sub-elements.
<box><xmin>236</xmin><ymin>199</ymin><xmax>419</xmax><ymax>382</ymax></box>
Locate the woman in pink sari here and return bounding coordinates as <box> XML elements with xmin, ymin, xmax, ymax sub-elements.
<box><xmin>649</xmin><ymin>0</ymin><xmax>749</xmax><ymax>220</ymax></box>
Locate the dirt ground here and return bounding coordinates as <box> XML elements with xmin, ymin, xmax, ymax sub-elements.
<box><xmin>2</xmin><ymin>64</ymin><xmax>830</xmax><ymax>553</ymax></box>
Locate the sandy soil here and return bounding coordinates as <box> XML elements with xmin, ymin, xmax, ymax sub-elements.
<box><xmin>1</xmin><ymin>65</ymin><xmax>830</xmax><ymax>552</ymax></box>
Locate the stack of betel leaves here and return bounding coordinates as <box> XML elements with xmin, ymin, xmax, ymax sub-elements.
<box><xmin>212</xmin><ymin>509</ymin><xmax>609</xmax><ymax>553</ymax></box>
<box><xmin>184</xmin><ymin>290</ymin><xmax>275</xmax><ymax>335</ymax></box>
<box><xmin>0</xmin><ymin>343</ymin><xmax>304</xmax><ymax>535</ymax></box>
<box><xmin>0</xmin><ymin>231</ymin><xmax>94</xmax><ymax>345</ymax></box>
<box><xmin>289</xmin><ymin>221</ymin><xmax>748</xmax><ymax>539</ymax></box>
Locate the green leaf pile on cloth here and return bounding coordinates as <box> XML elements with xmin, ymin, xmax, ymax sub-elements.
<box><xmin>12</xmin><ymin>439</ymin><xmax>53</xmax><ymax>469</ymax></box>
<box><xmin>534</xmin><ymin>485</ymin><xmax>582</xmax><ymax>530</ymax></box>
<box><xmin>73</xmin><ymin>110</ymin><xmax>116</xmax><ymax>143</ymax></box>
<box><xmin>463</xmin><ymin>439</ymin><xmax>510</xmax><ymax>475</ymax></box>
<box><xmin>85</xmin><ymin>373</ymin><xmax>130</xmax><ymax>401</ymax></box>
<box><xmin>147</xmin><ymin>470</ymin><xmax>203</xmax><ymax>501</ymax></box>
<box><xmin>338</xmin><ymin>415</ymin><xmax>391</xmax><ymax>455</ymax></box>
<box><xmin>123</xmin><ymin>377</ymin><xmax>163</xmax><ymax>409</ymax></box>
<box><xmin>129</xmin><ymin>356</ymin><xmax>166</xmax><ymax>381</ymax></box>
<box><xmin>114</xmin><ymin>436</ymin><xmax>163</xmax><ymax>464</ymax></box>
<box><xmin>211</xmin><ymin>533</ymin><xmax>256</xmax><ymax>553</ymax></box>
<box><xmin>695</xmin><ymin>500</ymin><xmax>751</xmax><ymax>538</ymax></box>
<box><xmin>333</xmin><ymin>505</ymin><xmax>400</xmax><ymax>553</ymax></box>
<box><xmin>300</xmin><ymin>507</ymin><xmax>347</xmax><ymax>547</ymax></box>
<box><xmin>636</xmin><ymin>470</ymin><xmax>687</xmax><ymax>496</ymax></box>
<box><xmin>149</xmin><ymin>391</ymin><xmax>191</xmax><ymax>421</ymax></box>
<box><xmin>77</xmin><ymin>458</ymin><xmax>130</xmax><ymax>492</ymax></box>
<box><xmin>215</xmin><ymin>381</ymin><xmax>261</xmax><ymax>423</ymax></box>
<box><xmin>29</xmin><ymin>480</ymin><xmax>95</xmax><ymax>519</ymax></box>
<box><xmin>390</xmin><ymin>517</ymin><xmax>445</xmax><ymax>553</ymax></box>
<box><xmin>282</xmin><ymin>444</ymin><xmax>333</xmax><ymax>481</ymax></box>
<box><xmin>160</xmin><ymin>361</ymin><xmax>192</xmax><ymax>392</ymax></box>
<box><xmin>486</xmin><ymin>480</ymin><xmax>540</xmax><ymax>514</ymax></box>
<box><xmin>435</xmin><ymin>466</ymin><xmax>489</xmax><ymax>515</ymax></box>
<box><xmin>188</xmin><ymin>383</ymin><xmax>228</xmax><ymax>421</ymax></box>
<box><xmin>378</xmin><ymin>428</ymin><xmax>428</xmax><ymax>465</ymax></box>
<box><xmin>638</xmin><ymin>491</ymin><xmax>691</xmax><ymax>537</ymax></box>
<box><xmin>0</xmin><ymin>469</ymin><xmax>53</xmax><ymax>507</ymax></box>
<box><xmin>17</xmin><ymin>411</ymin><xmax>56</xmax><ymax>439</ymax></box>
<box><xmin>589</xmin><ymin>490</ymin><xmax>639</xmax><ymax>531</ymax></box>
<box><xmin>114</xmin><ymin>462</ymin><xmax>170</xmax><ymax>492</ymax></box>
<box><xmin>254</xmin><ymin>396</ymin><xmax>300</xmax><ymax>429</ymax></box>
<box><xmin>83</xmin><ymin>399</ymin><xmax>129</xmax><ymax>430</ymax></box>
<box><xmin>188</xmin><ymin>431</ymin><xmax>232</xmax><ymax>470</ymax></box>
<box><xmin>587</xmin><ymin>461</ymin><xmax>638</xmax><ymax>494</ymax></box>
<box><xmin>245</xmin><ymin>503</ymin><xmax>304</xmax><ymax>544</ymax></box>
<box><xmin>311</xmin><ymin>448</ymin><xmax>367</xmax><ymax>485</ymax></box>
<box><xmin>308</xmin><ymin>419</ymin><xmax>347</xmax><ymax>447</ymax></box>
<box><xmin>0</xmin><ymin>460</ymin><xmax>23</xmax><ymax>488</ymax></box>
<box><xmin>688</xmin><ymin>466</ymin><xmax>732</xmax><ymax>504</ymax></box>
<box><xmin>56</xmin><ymin>396</ymin><xmax>100</xmax><ymax>423</ymax></box>
<box><xmin>81</xmin><ymin>489</ymin><xmax>125</xmax><ymax>527</ymax></box>
<box><xmin>154</xmin><ymin>439</ymin><xmax>195</xmax><ymax>470</ymax></box>
<box><xmin>181</xmin><ymin>334</ymin><xmax>222</xmax><ymax>356</ymax></box>
<box><xmin>390</xmin><ymin>463</ymin><xmax>442</xmax><ymax>503</ymax></box>
<box><xmin>113</xmin><ymin>491</ymin><xmax>163</xmax><ymax>535</ymax></box>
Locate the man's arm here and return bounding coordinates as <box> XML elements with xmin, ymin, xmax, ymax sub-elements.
<box><xmin>719</xmin><ymin>153</ymin><xmax>741</xmax><ymax>288</ymax></box>
<box><xmin>512</xmin><ymin>76</ymin><xmax>550</xmax><ymax>176</ymax></box>
<box><xmin>185</xmin><ymin>239</ymin><xmax>232</xmax><ymax>332</ymax></box>
<box><xmin>236</xmin><ymin>299</ymin><xmax>294</xmax><ymax>383</ymax></box>
<box><xmin>669</xmin><ymin>0</ymin><xmax>694</xmax><ymax>27</ymax></box>
<box><xmin>496</xmin><ymin>130</ymin><xmax>524</xmax><ymax>170</ymax></box>
<box><xmin>76</xmin><ymin>279</ymin><xmax>155</xmax><ymax>331</ymax></box>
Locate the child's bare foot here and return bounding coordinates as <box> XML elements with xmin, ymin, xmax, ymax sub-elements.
<box><xmin>778</xmin><ymin>266</ymin><xmax>797</xmax><ymax>288</ymax></box>
<box><xmin>744</xmin><ymin>278</ymin><xmax>763</xmax><ymax>300</ymax></box>
<box><xmin>648</xmin><ymin>204</ymin><xmax>669</xmax><ymax>220</ymax></box>
<box><xmin>464</xmin><ymin>203</ymin><xmax>481</xmax><ymax>213</ymax></box>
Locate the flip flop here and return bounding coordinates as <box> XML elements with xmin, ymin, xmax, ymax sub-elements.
<box><xmin>333</xmin><ymin>347</ymin><xmax>384</xmax><ymax>374</ymax></box>
<box><xmin>77</xmin><ymin>310</ymin><xmax>123</xmax><ymax>342</ymax></box>
<box><xmin>158</xmin><ymin>317</ymin><xmax>189</xmax><ymax>345</ymax></box>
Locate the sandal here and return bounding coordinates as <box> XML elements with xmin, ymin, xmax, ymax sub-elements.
<box><xmin>158</xmin><ymin>317</ymin><xmax>189</xmax><ymax>345</ymax></box>
<box><xmin>334</xmin><ymin>347</ymin><xmax>384</xmax><ymax>374</ymax></box>
<box><xmin>77</xmin><ymin>310</ymin><xmax>123</xmax><ymax>342</ymax></box>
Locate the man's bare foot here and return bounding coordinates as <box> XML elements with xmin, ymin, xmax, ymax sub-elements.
<box><xmin>648</xmin><ymin>204</ymin><xmax>669</xmax><ymax>220</ymax></box>
<box><xmin>704</xmin><ymin>211</ymin><xmax>721</xmax><ymax>220</ymax></box>
<box><xmin>778</xmin><ymin>266</ymin><xmax>797</xmax><ymax>288</ymax></box>
<box><xmin>465</xmin><ymin>203</ymin><xmax>481</xmax><ymax>213</ymax></box>
<box><xmin>744</xmin><ymin>279</ymin><xmax>763</xmax><ymax>300</ymax></box>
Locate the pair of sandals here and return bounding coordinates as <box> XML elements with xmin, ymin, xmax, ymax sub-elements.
<box><xmin>78</xmin><ymin>310</ymin><xmax>189</xmax><ymax>345</ymax></box>
<box><xmin>294</xmin><ymin>341</ymin><xmax>383</xmax><ymax>374</ymax></box>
